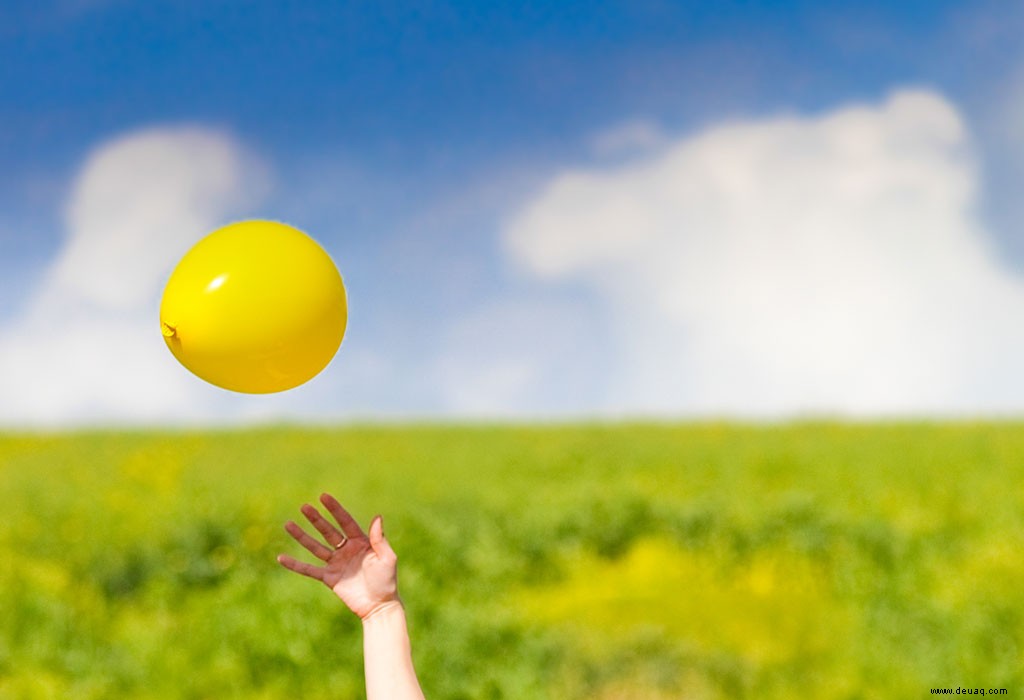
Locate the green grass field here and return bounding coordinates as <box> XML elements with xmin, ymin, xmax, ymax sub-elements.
<box><xmin>1</xmin><ymin>423</ymin><xmax>1022</xmax><ymax>699</ymax></box>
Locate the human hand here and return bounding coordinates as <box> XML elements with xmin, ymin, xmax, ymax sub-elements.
<box><xmin>277</xmin><ymin>493</ymin><xmax>400</xmax><ymax>620</ymax></box>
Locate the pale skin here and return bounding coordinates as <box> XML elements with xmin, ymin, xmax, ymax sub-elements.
<box><xmin>278</xmin><ymin>493</ymin><xmax>426</xmax><ymax>700</ymax></box>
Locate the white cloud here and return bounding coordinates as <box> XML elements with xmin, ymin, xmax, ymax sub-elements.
<box><xmin>589</xmin><ymin>119</ymin><xmax>667</xmax><ymax>157</ymax></box>
<box><xmin>504</xmin><ymin>90</ymin><xmax>1024</xmax><ymax>416</ymax></box>
<box><xmin>0</xmin><ymin>126</ymin><xmax>268</xmax><ymax>426</ymax></box>
<box><xmin>432</xmin><ymin>299</ymin><xmax>603</xmax><ymax>415</ymax></box>
<box><xmin>35</xmin><ymin>128</ymin><xmax>264</xmax><ymax>316</ymax></box>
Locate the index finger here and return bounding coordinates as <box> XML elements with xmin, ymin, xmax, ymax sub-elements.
<box><xmin>320</xmin><ymin>493</ymin><xmax>366</xmax><ymax>539</ymax></box>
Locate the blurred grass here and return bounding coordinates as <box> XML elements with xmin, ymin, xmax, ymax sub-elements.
<box><xmin>0</xmin><ymin>422</ymin><xmax>1022</xmax><ymax>698</ymax></box>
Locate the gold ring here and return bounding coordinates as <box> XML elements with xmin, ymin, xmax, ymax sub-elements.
<box><xmin>335</xmin><ymin>539</ymin><xmax>347</xmax><ymax>549</ymax></box>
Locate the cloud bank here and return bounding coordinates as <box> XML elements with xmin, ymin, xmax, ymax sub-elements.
<box><xmin>0</xmin><ymin>127</ymin><xmax>266</xmax><ymax>426</ymax></box>
<box><xmin>503</xmin><ymin>90</ymin><xmax>1024</xmax><ymax>416</ymax></box>
<box><xmin>6</xmin><ymin>89</ymin><xmax>1024</xmax><ymax>425</ymax></box>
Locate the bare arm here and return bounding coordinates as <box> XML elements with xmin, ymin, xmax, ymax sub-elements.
<box><xmin>362</xmin><ymin>601</ymin><xmax>426</xmax><ymax>700</ymax></box>
<box><xmin>278</xmin><ymin>493</ymin><xmax>426</xmax><ymax>700</ymax></box>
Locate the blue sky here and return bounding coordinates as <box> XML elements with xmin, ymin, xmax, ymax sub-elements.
<box><xmin>0</xmin><ymin>3</ymin><xmax>991</xmax><ymax>167</ymax></box>
<box><xmin>3</xmin><ymin>1</ymin><xmax>1024</xmax><ymax>424</ymax></box>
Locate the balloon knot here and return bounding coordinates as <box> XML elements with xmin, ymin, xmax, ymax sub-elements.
<box><xmin>161</xmin><ymin>321</ymin><xmax>178</xmax><ymax>338</ymax></box>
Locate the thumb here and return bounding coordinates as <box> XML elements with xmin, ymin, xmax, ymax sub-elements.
<box><xmin>369</xmin><ymin>515</ymin><xmax>397</xmax><ymax>562</ymax></box>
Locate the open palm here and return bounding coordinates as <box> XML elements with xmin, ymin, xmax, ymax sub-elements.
<box><xmin>278</xmin><ymin>493</ymin><xmax>399</xmax><ymax>620</ymax></box>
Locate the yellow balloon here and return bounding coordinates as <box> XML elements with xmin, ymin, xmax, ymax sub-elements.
<box><xmin>159</xmin><ymin>220</ymin><xmax>347</xmax><ymax>393</ymax></box>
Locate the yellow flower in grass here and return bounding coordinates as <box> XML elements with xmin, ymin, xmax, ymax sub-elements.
<box><xmin>517</xmin><ymin>537</ymin><xmax>852</xmax><ymax>666</ymax></box>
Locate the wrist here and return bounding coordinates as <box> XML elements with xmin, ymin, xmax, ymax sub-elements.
<box><xmin>360</xmin><ymin>599</ymin><xmax>404</xmax><ymax>624</ymax></box>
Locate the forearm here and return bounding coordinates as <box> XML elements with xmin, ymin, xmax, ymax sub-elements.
<box><xmin>361</xmin><ymin>601</ymin><xmax>426</xmax><ymax>700</ymax></box>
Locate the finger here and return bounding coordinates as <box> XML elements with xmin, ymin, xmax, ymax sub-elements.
<box><xmin>277</xmin><ymin>554</ymin><xmax>325</xmax><ymax>581</ymax></box>
<box><xmin>300</xmin><ymin>503</ymin><xmax>345</xmax><ymax>547</ymax></box>
<box><xmin>285</xmin><ymin>521</ymin><xmax>333</xmax><ymax>561</ymax></box>
<box><xmin>368</xmin><ymin>515</ymin><xmax>397</xmax><ymax>562</ymax></box>
<box><xmin>320</xmin><ymin>493</ymin><xmax>367</xmax><ymax>539</ymax></box>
